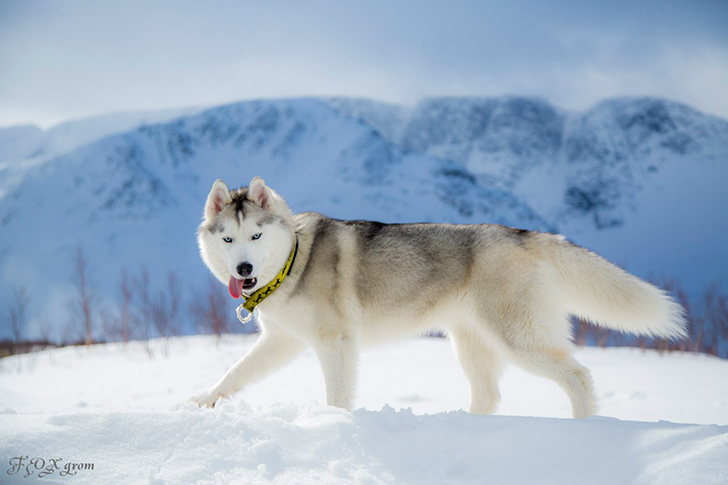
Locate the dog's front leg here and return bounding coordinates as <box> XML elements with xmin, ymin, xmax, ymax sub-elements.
<box><xmin>191</xmin><ymin>329</ymin><xmax>305</xmax><ymax>408</ymax></box>
<box><xmin>314</xmin><ymin>331</ymin><xmax>359</xmax><ymax>411</ymax></box>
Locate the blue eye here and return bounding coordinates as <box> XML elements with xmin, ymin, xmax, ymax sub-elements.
<box><xmin>222</xmin><ymin>237</ymin><xmax>233</xmax><ymax>243</ymax></box>
<box><xmin>252</xmin><ymin>233</ymin><xmax>262</xmax><ymax>240</ymax></box>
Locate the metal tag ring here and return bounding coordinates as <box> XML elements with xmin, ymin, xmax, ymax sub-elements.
<box><xmin>236</xmin><ymin>304</ymin><xmax>256</xmax><ymax>324</ymax></box>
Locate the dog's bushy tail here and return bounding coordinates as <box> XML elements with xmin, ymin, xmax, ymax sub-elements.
<box><xmin>548</xmin><ymin>237</ymin><xmax>687</xmax><ymax>339</ymax></box>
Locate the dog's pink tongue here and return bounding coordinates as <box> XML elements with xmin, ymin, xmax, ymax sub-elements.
<box><xmin>228</xmin><ymin>276</ymin><xmax>244</xmax><ymax>299</ymax></box>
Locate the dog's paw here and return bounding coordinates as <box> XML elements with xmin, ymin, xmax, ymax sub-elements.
<box><xmin>189</xmin><ymin>389</ymin><xmax>227</xmax><ymax>408</ymax></box>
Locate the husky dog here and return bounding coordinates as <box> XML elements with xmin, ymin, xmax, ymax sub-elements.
<box><xmin>192</xmin><ymin>177</ymin><xmax>686</xmax><ymax>418</ymax></box>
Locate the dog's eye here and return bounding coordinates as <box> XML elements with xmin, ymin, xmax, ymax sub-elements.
<box><xmin>252</xmin><ymin>233</ymin><xmax>262</xmax><ymax>241</ymax></box>
<box><xmin>222</xmin><ymin>237</ymin><xmax>233</xmax><ymax>243</ymax></box>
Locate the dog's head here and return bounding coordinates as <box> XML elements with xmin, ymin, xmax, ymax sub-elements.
<box><xmin>198</xmin><ymin>177</ymin><xmax>295</xmax><ymax>299</ymax></box>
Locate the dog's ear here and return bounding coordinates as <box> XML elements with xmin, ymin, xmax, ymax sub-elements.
<box><xmin>249</xmin><ymin>177</ymin><xmax>277</xmax><ymax>211</ymax></box>
<box><xmin>205</xmin><ymin>179</ymin><xmax>232</xmax><ymax>220</ymax></box>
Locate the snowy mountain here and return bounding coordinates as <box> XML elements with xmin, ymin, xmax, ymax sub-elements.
<box><xmin>0</xmin><ymin>96</ymin><xmax>726</xmax><ymax>341</ymax></box>
<box><xmin>400</xmin><ymin>97</ymin><xmax>564</xmax><ymax>189</ymax></box>
<box><xmin>0</xmin><ymin>107</ymin><xmax>200</xmax><ymax>201</ymax></box>
<box><xmin>328</xmin><ymin>96</ymin><xmax>728</xmax><ymax>292</ymax></box>
<box><xmin>0</xmin><ymin>108</ymin><xmax>200</xmax><ymax>164</ymax></box>
<box><xmin>0</xmin><ymin>125</ymin><xmax>45</xmax><ymax>165</ymax></box>
<box><xmin>390</xmin><ymin>96</ymin><xmax>728</xmax><ymax>227</ymax></box>
<box><xmin>0</xmin><ymin>98</ymin><xmax>548</xmax><ymax>341</ymax></box>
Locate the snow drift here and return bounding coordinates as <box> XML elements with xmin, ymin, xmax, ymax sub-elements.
<box><xmin>1</xmin><ymin>336</ymin><xmax>727</xmax><ymax>484</ymax></box>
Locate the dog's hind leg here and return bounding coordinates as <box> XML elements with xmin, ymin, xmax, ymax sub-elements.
<box><xmin>478</xmin><ymin>284</ymin><xmax>598</xmax><ymax>418</ymax></box>
<box><xmin>449</xmin><ymin>325</ymin><xmax>504</xmax><ymax>415</ymax></box>
<box><xmin>191</xmin><ymin>328</ymin><xmax>305</xmax><ymax>408</ymax></box>
<box><xmin>509</xmin><ymin>343</ymin><xmax>597</xmax><ymax>419</ymax></box>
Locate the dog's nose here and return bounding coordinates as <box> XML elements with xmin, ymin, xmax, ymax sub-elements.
<box><xmin>236</xmin><ymin>262</ymin><xmax>253</xmax><ymax>277</ymax></box>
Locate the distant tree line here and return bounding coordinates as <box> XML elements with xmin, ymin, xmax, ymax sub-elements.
<box><xmin>0</xmin><ymin>245</ymin><xmax>250</xmax><ymax>358</ymax></box>
<box><xmin>1</xmin><ymin>247</ymin><xmax>727</xmax><ymax>359</ymax></box>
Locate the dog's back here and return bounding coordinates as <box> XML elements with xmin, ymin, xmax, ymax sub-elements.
<box><xmin>293</xmin><ymin>213</ymin><xmax>685</xmax><ymax>341</ymax></box>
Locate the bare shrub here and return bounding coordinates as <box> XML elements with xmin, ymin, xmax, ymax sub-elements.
<box><xmin>8</xmin><ymin>285</ymin><xmax>29</xmax><ymax>343</ymax></box>
<box><xmin>101</xmin><ymin>267</ymin><xmax>135</xmax><ymax>348</ymax></box>
<box><xmin>120</xmin><ymin>267</ymin><xmax>132</xmax><ymax>345</ymax></box>
<box><xmin>151</xmin><ymin>272</ymin><xmax>182</xmax><ymax>356</ymax></box>
<box><xmin>130</xmin><ymin>266</ymin><xmax>155</xmax><ymax>357</ymax></box>
<box><xmin>191</xmin><ymin>277</ymin><xmax>233</xmax><ymax>341</ymax></box>
<box><xmin>696</xmin><ymin>282</ymin><xmax>728</xmax><ymax>357</ymax></box>
<box><xmin>66</xmin><ymin>246</ymin><xmax>97</xmax><ymax>345</ymax></box>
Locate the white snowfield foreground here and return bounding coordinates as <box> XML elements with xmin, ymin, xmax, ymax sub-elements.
<box><xmin>1</xmin><ymin>335</ymin><xmax>727</xmax><ymax>485</ymax></box>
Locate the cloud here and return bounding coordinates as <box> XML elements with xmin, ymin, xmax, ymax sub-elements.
<box><xmin>1</xmin><ymin>0</ymin><xmax>727</xmax><ymax>127</ymax></box>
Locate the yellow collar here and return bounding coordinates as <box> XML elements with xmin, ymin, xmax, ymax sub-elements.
<box><xmin>240</xmin><ymin>236</ymin><xmax>299</xmax><ymax>314</ymax></box>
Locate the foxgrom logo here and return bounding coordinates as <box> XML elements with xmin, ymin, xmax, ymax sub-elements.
<box><xmin>7</xmin><ymin>456</ymin><xmax>94</xmax><ymax>479</ymax></box>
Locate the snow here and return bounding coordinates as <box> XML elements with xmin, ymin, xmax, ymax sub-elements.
<box><xmin>1</xmin><ymin>336</ymin><xmax>727</xmax><ymax>484</ymax></box>
<box><xmin>0</xmin><ymin>125</ymin><xmax>44</xmax><ymax>165</ymax></box>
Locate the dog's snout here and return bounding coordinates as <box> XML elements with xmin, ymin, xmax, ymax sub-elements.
<box><xmin>236</xmin><ymin>262</ymin><xmax>253</xmax><ymax>277</ymax></box>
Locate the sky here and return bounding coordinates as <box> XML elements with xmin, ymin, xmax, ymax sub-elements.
<box><xmin>1</xmin><ymin>0</ymin><xmax>727</xmax><ymax>128</ymax></box>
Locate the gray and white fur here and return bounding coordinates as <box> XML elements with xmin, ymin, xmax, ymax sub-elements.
<box><xmin>192</xmin><ymin>177</ymin><xmax>687</xmax><ymax>418</ymax></box>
